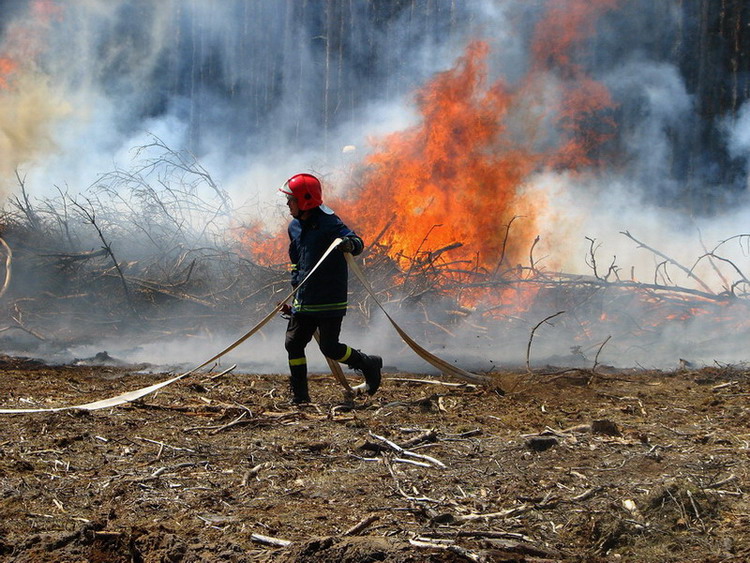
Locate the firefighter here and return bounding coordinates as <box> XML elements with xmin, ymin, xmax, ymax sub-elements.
<box><xmin>279</xmin><ymin>173</ymin><xmax>382</xmax><ymax>404</ymax></box>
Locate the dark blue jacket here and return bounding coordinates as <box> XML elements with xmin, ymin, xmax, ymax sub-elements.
<box><xmin>288</xmin><ymin>207</ymin><xmax>363</xmax><ymax>317</ymax></box>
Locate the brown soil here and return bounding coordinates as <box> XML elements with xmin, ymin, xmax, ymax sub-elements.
<box><xmin>0</xmin><ymin>355</ymin><xmax>748</xmax><ymax>562</ymax></box>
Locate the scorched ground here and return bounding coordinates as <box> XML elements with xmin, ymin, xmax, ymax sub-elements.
<box><xmin>0</xmin><ymin>355</ymin><xmax>748</xmax><ymax>562</ymax></box>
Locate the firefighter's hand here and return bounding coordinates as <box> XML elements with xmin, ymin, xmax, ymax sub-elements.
<box><xmin>338</xmin><ymin>238</ymin><xmax>356</xmax><ymax>253</ymax></box>
<box><xmin>279</xmin><ymin>302</ymin><xmax>292</xmax><ymax>319</ymax></box>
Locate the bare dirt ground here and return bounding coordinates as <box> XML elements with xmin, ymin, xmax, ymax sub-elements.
<box><xmin>0</xmin><ymin>354</ymin><xmax>748</xmax><ymax>562</ymax></box>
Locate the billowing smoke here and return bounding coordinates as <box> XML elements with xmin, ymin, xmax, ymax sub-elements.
<box><xmin>1</xmin><ymin>0</ymin><xmax>749</xmax><ymax>372</ymax></box>
<box><xmin>16</xmin><ymin>0</ymin><xmax>477</xmax><ymax>200</ymax></box>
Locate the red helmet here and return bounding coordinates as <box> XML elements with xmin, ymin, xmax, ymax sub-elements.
<box><xmin>280</xmin><ymin>173</ymin><xmax>323</xmax><ymax>211</ymax></box>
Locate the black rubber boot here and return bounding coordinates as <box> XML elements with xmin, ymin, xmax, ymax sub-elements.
<box><xmin>349</xmin><ymin>351</ymin><xmax>382</xmax><ymax>396</ymax></box>
<box><xmin>289</xmin><ymin>365</ymin><xmax>311</xmax><ymax>404</ymax></box>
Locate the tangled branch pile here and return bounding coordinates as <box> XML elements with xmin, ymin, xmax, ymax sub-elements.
<box><xmin>0</xmin><ymin>140</ymin><xmax>286</xmax><ymax>351</ymax></box>
<box><xmin>1</xmin><ymin>139</ymin><xmax>749</xmax><ymax>369</ymax></box>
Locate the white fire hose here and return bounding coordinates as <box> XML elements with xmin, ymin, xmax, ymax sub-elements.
<box><xmin>0</xmin><ymin>238</ymin><xmax>490</xmax><ymax>414</ymax></box>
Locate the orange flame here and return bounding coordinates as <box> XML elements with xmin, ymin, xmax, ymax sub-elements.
<box><xmin>0</xmin><ymin>0</ymin><xmax>63</xmax><ymax>90</ymax></box>
<box><xmin>530</xmin><ymin>0</ymin><xmax>618</xmax><ymax>170</ymax></box>
<box><xmin>31</xmin><ymin>0</ymin><xmax>63</xmax><ymax>20</ymax></box>
<box><xmin>347</xmin><ymin>41</ymin><xmax>540</xmax><ymax>273</ymax></box>
<box><xmin>343</xmin><ymin>0</ymin><xmax>618</xmax><ymax>274</ymax></box>
<box><xmin>0</xmin><ymin>58</ymin><xmax>17</xmax><ymax>89</ymax></box>
<box><xmin>531</xmin><ymin>0</ymin><xmax>619</xmax><ymax>73</ymax></box>
<box><xmin>248</xmin><ymin>0</ymin><xmax>619</xmax><ymax>309</ymax></box>
<box><xmin>235</xmin><ymin>220</ymin><xmax>288</xmax><ymax>268</ymax></box>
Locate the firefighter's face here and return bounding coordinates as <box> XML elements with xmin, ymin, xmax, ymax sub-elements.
<box><xmin>286</xmin><ymin>195</ymin><xmax>300</xmax><ymax>218</ymax></box>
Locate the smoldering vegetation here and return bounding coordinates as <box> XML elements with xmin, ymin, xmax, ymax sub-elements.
<box><xmin>1</xmin><ymin>137</ymin><xmax>750</xmax><ymax>372</ymax></box>
<box><xmin>0</xmin><ymin>139</ymin><xmax>277</xmax><ymax>358</ymax></box>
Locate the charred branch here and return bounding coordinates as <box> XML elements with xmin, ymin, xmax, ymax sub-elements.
<box><xmin>526</xmin><ymin>311</ymin><xmax>566</xmax><ymax>375</ymax></box>
<box><xmin>492</xmin><ymin>215</ymin><xmax>520</xmax><ymax>277</ymax></box>
<box><xmin>131</xmin><ymin>134</ymin><xmax>232</xmax><ymax>215</ymax></box>
<box><xmin>0</xmin><ymin>237</ymin><xmax>11</xmax><ymax>299</ymax></box>
<box><xmin>70</xmin><ymin>197</ymin><xmax>137</xmax><ymax>316</ymax></box>
<box><xmin>621</xmin><ymin>230</ymin><xmax>713</xmax><ymax>294</ymax></box>
<box><xmin>10</xmin><ymin>171</ymin><xmax>41</xmax><ymax>232</ymax></box>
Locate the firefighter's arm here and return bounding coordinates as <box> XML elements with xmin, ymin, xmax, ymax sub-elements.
<box><xmin>338</xmin><ymin>235</ymin><xmax>363</xmax><ymax>255</ymax></box>
<box><xmin>289</xmin><ymin>239</ymin><xmax>300</xmax><ymax>287</ymax></box>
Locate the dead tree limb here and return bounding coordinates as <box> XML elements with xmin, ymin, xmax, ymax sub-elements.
<box><xmin>588</xmin><ymin>335</ymin><xmax>612</xmax><ymax>385</ymax></box>
<box><xmin>621</xmin><ymin>230</ymin><xmax>713</xmax><ymax>294</ymax></box>
<box><xmin>40</xmin><ymin>248</ymin><xmax>108</xmax><ymax>263</ymax></box>
<box><xmin>463</xmin><ymin>276</ymin><xmax>728</xmax><ymax>303</ymax></box>
<box><xmin>343</xmin><ymin>514</ymin><xmax>379</xmax><ymax>536</ymax></box>
<box><xmin>250</xmin><ymin>533</ymin><xmax>292</xmax><ymax>548</ymax></box>
<box><xmin>493</xmin><ymin>215</ymin><xmax>521</xmax><ymax>277</ymax></box>
<box><xmin>0</xmin><ymin>323</ymin><xmax>45</xmax><ymax>340</ymax></box>
<box><xmin>70</xmin><ymin>197</ymin><xmax>137</xmax><ymax>315</ymax></box>
<box><xmin>529</xmin><ymin>235</ymin><xmax>540</xmax><ymax>274</ymax></box>
<box><xmin>10</xmin><ymin>170</ymin><xmax>41</xmax><ymax>232</ymax></box>
<box><xmin>427</xmin><ymin>242</ymin><xmax>463</xmax><ymax>264</ymax></box>
<box><xmin>122</xmin><ymin>276</ymin><xmax>216</xmax><ymax>308</ymax></box>
<box><xmin>368</xmin><ymin>216</ymin><xmax>394</xmax><ymax>249</ymax></box>
<box><xmin>697</xmin><ymin>230</ymin><xmax>732</xmax><ymax>291</ymax></box>
<box><xmin>132</xmin><ymin>134</ymin><xmax>232</xmax><ymax>214</ymax></box>
<box><xmin>592</xmin><ymin>335</ymin><xmax>611</xmax><ymax>372</ymax></box>
<box><xmin>526</xmin><ymin>311</ymin><xmax>566</xmax><ymax>375</ymax></box>
<box><xmin>0</xmin><ymin>237</ymin><xmax>12</xmax><ymax>299</ymax></box>
<box><xmin>694</xmin><ymin>252</ymin><xmax>749</xmax><ymax>296</ymax></box>
<box><xmin>369</xmin><ymin>431</ymin><xmax>446</xmax><ymax>468</ymax></box>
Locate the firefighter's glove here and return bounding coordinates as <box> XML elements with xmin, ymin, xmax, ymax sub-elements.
<box><xmin>279</xmin><ymin>302</ymin><xmax>292</xmax><ymax>319</ymax></box>
<box><xmin>338</xmin><ymin>238</ymin><xmax>356</xmax><ymax>253</ymax></box>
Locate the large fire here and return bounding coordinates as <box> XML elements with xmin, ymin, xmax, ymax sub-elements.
<box><xmin>249</xmin><ymin>0</ymin><xmax>618</xmax><ymax>309</ymax></box>
<box><xmin>347</xmin><ymin>40</ymin><xmax>541</xmax><ymax>273</ymax></box>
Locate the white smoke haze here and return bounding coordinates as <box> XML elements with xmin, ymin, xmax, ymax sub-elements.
<box><xmin>726</xmin><ymin>101</ymin><xmax>750</xmax><ymax>177</ymax></box>
<box><xmin>0</xmin><ymin>73</ymin><xmax>70</xmax><ymax>187</ymax></box>
<box><xmin>0</xmin><ymin>0</ymin><xmax>749</xmax><ymax>373</ymax></box>
<box><xmin>603</xmin><ymin>60</ymin><xmax>694</xmax><ymax>195</ymax></box>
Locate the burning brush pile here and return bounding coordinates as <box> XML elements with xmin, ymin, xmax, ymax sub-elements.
<box><xmin>0</xmin><ymin>131</ymin><xmax>748</xmax><ymax>372</ymax></box>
